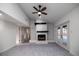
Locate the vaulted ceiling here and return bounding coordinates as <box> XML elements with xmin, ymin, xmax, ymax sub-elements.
<box><xmin>18</xmin><ymin>3</ymin><xmax>79</xmax><ymax>23</ymax></box>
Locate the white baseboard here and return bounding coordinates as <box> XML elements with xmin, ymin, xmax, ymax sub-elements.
<box><xmin>30</xmin><ymin>40</ymin><xmax>55</xmax><ymax>44</ymax></box>
<box><xmin>47</xmin><ymin>40</ymin><xmax>56</xmax><ymax>43</ymax></box>
<box><xmin>29</xmin><ymin>40</ymin><xmax>36</xmax><ymax>43</ymax></box>
<box><xmin>69</xmin><ymin>50</ymin><xmax>77</xmax><ymax>56</ymax></box>
<box><xmin>0</xmin><ymin>45</ymin><xmax>16</xmax><ymax>53</ymax></box>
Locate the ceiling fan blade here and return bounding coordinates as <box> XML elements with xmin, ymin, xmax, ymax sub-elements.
<box><xmin>38</xmin><ymin>5</ymin><xmax>42</xmax><ymax>11</ymax></box>
<box><xmin>32</xmin><ymin>12</ymin><xmax>38</xmax><ymax>14</ymax></box>
<box><xmin>41</xmin><ymin>12</ymin><xmax>47</xmax><ymax>15</ymax></box>
<box><xmin>41</xmin><ymin>7</ymin><xmax>46</xmax><ymax>11</ymax></box>
<box><xmin>33</xmin><ymin>6</ymin><xmax>39</xmax><ymax>12</ymax></box>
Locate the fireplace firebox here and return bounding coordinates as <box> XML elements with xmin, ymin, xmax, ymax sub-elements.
<box><xmin>38</xmin><ymin>34</ymin><xmax>46</xmax><ymax>41</ymax></box>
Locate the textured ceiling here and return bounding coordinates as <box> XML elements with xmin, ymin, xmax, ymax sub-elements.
<box><xmin>18</xmin><ymin>3</ymin><xmax>79</xmax><ymax>23</ymax></box>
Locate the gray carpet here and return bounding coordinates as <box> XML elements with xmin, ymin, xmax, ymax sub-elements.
<box><xmin>0</xmin><ymin>43</ymin><xmax>72</xmax><ymax>56</ymax></box>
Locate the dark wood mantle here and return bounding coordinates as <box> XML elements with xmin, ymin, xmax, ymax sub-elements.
<box><xmin>35</xmin><ymin>22</ymin><xmax>47</xmax><ymax>25</ymax></box>
<box><xmin>37</xmin><ymin>31</ymin><xmax>48</xmax><ymax>33</ymax></box>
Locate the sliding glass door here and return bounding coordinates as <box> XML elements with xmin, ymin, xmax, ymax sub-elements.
<box><xmin>57</xmin><ymin>22</ymin><xmax>69</xmax><ymax>49</ymax></box>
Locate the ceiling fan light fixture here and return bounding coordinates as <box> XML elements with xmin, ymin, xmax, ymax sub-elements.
<box><xmin>38</xmin><ymin>12</ymin><xmax>41</xmax><ymax>15</ymax></box>
<box><xmin>0</xmin><ymin>13</ymin><xmax>2</xmax><ymax>16</ymax></box>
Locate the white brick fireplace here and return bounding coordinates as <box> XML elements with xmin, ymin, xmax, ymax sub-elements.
<box><xmin>35</xmin><ymin>18</ymin><xmax>48</xmax><ymax>44</ymax></box>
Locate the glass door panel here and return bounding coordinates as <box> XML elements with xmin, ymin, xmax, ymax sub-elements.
<box><xmin>62</xmin><ymin>25</ymin><xmax>68</xmax><ymax>45</ymax></box>
<box><xmin>57</xmin><ymin>27</ymin><xmax>62</xmax><ymax>43</ymax></box>
<box><xmin>57</xmin><ymin>27</ymin><xmax>61</xmax><ymax>40</ymax></box>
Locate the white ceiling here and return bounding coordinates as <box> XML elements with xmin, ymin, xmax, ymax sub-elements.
<box><xmin>18</xmin><ymin>3</ymin><xmax>79</xmax><ymax>23</ymax></box>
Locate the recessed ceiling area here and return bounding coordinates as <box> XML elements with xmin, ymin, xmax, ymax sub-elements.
<box><xmin>18</xmin><ymin>3</ymin><xmax>79</xmax><ymax>23</ymax></box>
<box><xmin>0</xmin><ymin>11</ymin><xmax>25</xmax><ymax>26</ymax></box>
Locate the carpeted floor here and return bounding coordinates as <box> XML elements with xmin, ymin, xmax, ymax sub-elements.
<box><xmin>0</xmin><ymin>43</ymin><xmax>72</xmax><ymax>56</ymax></box>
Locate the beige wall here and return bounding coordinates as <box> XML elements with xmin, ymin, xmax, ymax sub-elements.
<box><xmin>48</xmin><ymin>23</ymin><xmax>54</xmax><ymax>42</ymax></box>
<box><xmin>69</xmin><ymin>7</ymin><xmax>79</xmax><ymax>55</ymax></box>
<box><xmin>0</xmin><ymin>20</ymin><xmax>17</xmax><ymax>53</ymax></box>
<box><xmin>30</xmin><ymin>20</ymin><xmax>36</xmax><ymax>42</ymax></box>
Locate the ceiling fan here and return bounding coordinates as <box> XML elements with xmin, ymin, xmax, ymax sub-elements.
<box><xmin>32</xmin><ymin>5</ymin><xmax>47</xmax><ymax>16</ymax></box>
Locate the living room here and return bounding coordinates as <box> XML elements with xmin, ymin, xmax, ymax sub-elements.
<box><xmin>0</xmin><ymin>3</ymin><xmax>79</xmax><ymax>56</ymax></box>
